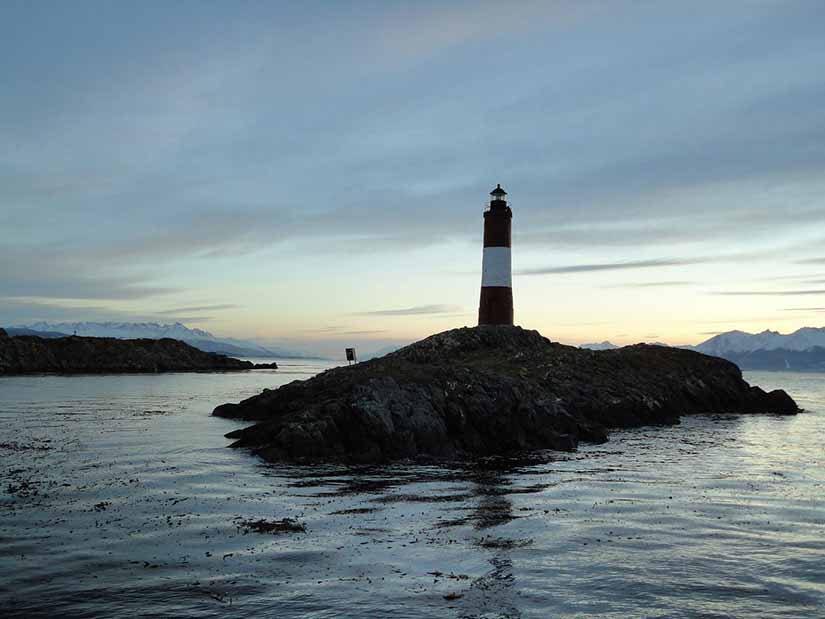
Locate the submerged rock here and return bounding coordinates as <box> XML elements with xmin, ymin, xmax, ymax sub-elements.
<box><xmin>213</xmin><ymin>326</ymin><xmax>797</xmax><ymax>463</ymax></box>
<box><xmin>0</xmin><ymin>332</ymin><xmax>277</xmax><ymax>375</ymax></box>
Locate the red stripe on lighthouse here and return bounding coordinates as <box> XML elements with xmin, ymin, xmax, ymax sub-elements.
<box><xmin>479</xmin><ymin>184</ymin><xmax>513</xmax><ymax>326</ymax></box>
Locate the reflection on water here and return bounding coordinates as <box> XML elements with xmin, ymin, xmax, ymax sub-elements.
<box><xmin>1</xmin><ymin>367</ymin><xmax>824</xmax><ymax>618</ymax></box>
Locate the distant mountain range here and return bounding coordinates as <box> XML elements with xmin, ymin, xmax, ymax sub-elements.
<box><xmin>579</xmin><ymin>341</ymin><xmax>619</xmax><ymax>351</ymax></box>
<box><xmin>8</xmin><ymin>322</ymin><xmax>824</xmax><ymax>370</ymax></box>
<box><xmin>694</xmin><ymin>328</ymin><xmax>825</xmax><ymax>355</ymax></box>
<box><xmin>694</xmin><ymin>328</ymin><xmax>825</xmax><ymax>371</ymax></box>
<box><xmin>9</xmin><ymin>321</ymin><xmax>318</xmax><ymax>359</ymax></box>
<box><xmin>580</xmin><ymin>327</ymin><xmax>825</xmax><ymax>371</ymax></box>
<box><xmin>5</xmin><ymin>327</ymin><xmax>69</xmax><ymax>339</ymax></box>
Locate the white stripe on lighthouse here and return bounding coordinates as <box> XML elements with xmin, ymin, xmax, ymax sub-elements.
<box><xmin>481</xmin><ymin>246</ymin><xmax>512</xmax><ymax>287</ymax></box>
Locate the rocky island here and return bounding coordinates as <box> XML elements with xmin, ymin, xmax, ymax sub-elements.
<box><xmin>214</xmin><ymin>326</ymin><xmax>797</xmax><ymax>463</ymax></box>
<box><xmin>0</xmin><ymin>328</ymin><xmax>277</xmax><ymax>375</ymax></box>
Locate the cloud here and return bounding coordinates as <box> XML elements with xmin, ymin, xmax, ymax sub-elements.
<box><xmin>694</xmin><ymin>316</ymin><xmax>800</xmax><ymax>324</ymax></box>
<box><xmin>156</xmin><ymin>304</ymin><xmax>238</xmax><ymax>315</ymax></box>
<box><xmin>303</xmin><ymin>326</ymin><xmax>389</xmax><ymax>336</ymax></box>
<box><xmin>373</xmin><ymin>0</ymin><xmax>589</xmax><ymax>64</ymax></box>
<box><xmin>517</xmin><ymin>246</ymin><xmax>794</xmax><ymax>277</ymax></box>
<box><xmin>519</xmin><ymin>204</ymin><xmax>825</xmax><ymax>251</ymax></box>
<box><xmin>0</xmin><ymin>299</ymin><xmax>109</xmax><ymax>325</ymax></box>
<box><xmin>0</xmin><ymin>298</ymin><xmax>216</xmax><ymax>326</ymax></box>
<box><xmin>0</xmin><ymin>248</ymin><xmax>179</xmax><ymax>301</ymax></box>
<box><xmin>5</xmin><ymin>2</ymin><xmax>825</xmax><ymax>260</ymax></box>
<box><xmin>606</xmin><ymin>280</ymin><xmax>695</xmax><ymax>288</ymax></box>
<box><xmin>310</xmin><ymin>326</ymin><xmax>348</xmax><ymax>333</ymax></box>
<box><xmin>781</xmin><ymin>307</ymin><xmax>825</xmax><ymax>311</ymax></box>
<box><xmin>152</xmin><ymin>315</ymin><xmax>214</xmax><ymax>323</ymax></box>
<box><xmin>517</xmin><ymin>258</ymin><xmax>708</xmax><ymax>275</ymax></box>
<box><xmin>795</xmin><ymin>257</ymin><xmax>825</xmax><ymax>264</ymax></box>
<box><xmin>353</xmin><ymin>304</ymin><xmax>463</xmax><ymax>316</ymax></box>
<box><xmin>1</xmin><ymin>276</ymin><xmax>177</xmax><ymax>301</ymax></box>
<box><xmin>711</xmin><ymin>290</ymin><xmax>825</xmax><ymax>296</ymax></box>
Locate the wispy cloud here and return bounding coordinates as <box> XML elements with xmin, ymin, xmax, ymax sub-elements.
<box><xmin>782</xmin><ymin>307</ymin><xmax>825</xmax><ymax>311</ymax></box>
<box><xmin>311</xmin><ymin>326</ymin><xmax>347</xmax><ymax>333</ymax></box>
<box><xmin>519</xmin><ymin>206</ymin><xmax>825</xmax><ymax>250</ymax></box>
<box><xmin>0</xmin><ymin>299</ymin><xmax>110</xmax><ymax>325</ymax></box>
<box><xmin>0</xmin><ymin>248</ymin><xmax>179</xmax><ymax>301</ymax></box>
<box><xmin>0</xmin><ymin>298</ymin><xmax>218</xmax><ymax>326</ymax></box>
<box><xmin>607</xmin><ymin>280</ymin><xmax>695</xmax><ymax>288</ymax></box>
<box><xmin>796</xmin><ymin>257</ymin><xmax>825</xmax><ymax>264</ymax></box>
<box><xmin>517</xmin><ymin>258</ymin><xmax>708</xmax><ymax>275</ymax></box>
<box><xmin>302</xmin><ymin>326</ymin><xmax>389</xmax><ymax>336</ymax></box>
<box><xmin>154</xmin><ymin>315</ymin><xmax>214</xmax><ymax>323</ymax></box>
<box><xmin>711</xmin><ymin>290</ymin><xmax>825</xmax><ymax>296</ymax></box>
<box><xmin>518</xmin><ymin>246</ymin><xmax>795</xmax><ymax>277</ymax></box>
<box><xmin>0</xmin><ymin>298</ymin><xmax>184</xmax><ymax>325</ymax></box>
<box><xmin>353</xmin><ymin>304</ymin><xmax>463</xmax><ymax>316</ymax></box>
<box><xmin>694</xmin><ymin>316</ymin><xmax>802</xmax><ymax>324</ymax></box>
<box><xmin>156</xmin><ymin>304</ymin><xmax>238</xmax><ymax>315</ymax></box>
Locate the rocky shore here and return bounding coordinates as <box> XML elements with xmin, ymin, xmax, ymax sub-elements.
<box><xmin>0</xmin><ymin>328</ymin><xmax>277</xmax><ymax>375</ymax></box>
<box><xmin>214</xmin><ymin>326</ymin><xmax>797</xmax><ymax>463</ymax></box>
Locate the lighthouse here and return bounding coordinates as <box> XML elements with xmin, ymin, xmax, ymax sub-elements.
<box><xmin>478</xmin><ymin>184</ymin><xmax>513</xmax><ymax>326</ymax></box>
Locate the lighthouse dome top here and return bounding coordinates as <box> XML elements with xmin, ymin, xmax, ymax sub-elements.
<box><xmin>490</xmin><ymin>184</ymin><xmax>507</xmax><ymax>197</ymax></box>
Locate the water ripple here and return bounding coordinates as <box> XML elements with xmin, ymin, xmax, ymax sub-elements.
<box><xmin>1</xmin><ymin>368</ymin><xmax>823</xmax><ymax>617</ymax></box>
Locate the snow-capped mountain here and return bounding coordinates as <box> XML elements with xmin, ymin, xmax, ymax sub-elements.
<box><xmin>579</xmin><ymin>341</ymin><xmax>619</xmax><ymax>351</ymax></box>
<box><xmin>23</xmin><ymin>321</ymin><xmax>214</xmax><ymax>341</ymax></box>
<box><xmin>14</xmin><ymin>321</ymin><xmax>314</xmax><ymax>358</ymax></box>
<box><xmin>695</xmin><ymin>327</ymin><xmax>825</xmax><ymax>355</ymax></box>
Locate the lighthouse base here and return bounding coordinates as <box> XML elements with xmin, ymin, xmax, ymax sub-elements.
<box><xmin>478</xmin><ymin>286</ymin><xmax>513</xmax><ymax>325</ymax></box>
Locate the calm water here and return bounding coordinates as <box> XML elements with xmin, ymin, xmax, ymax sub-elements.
<box><xmin>1</xmin><ymin>364</ymin><xmax>823</xmax><ymax>618</ymax></box>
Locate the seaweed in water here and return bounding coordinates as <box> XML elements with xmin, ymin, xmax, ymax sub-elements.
<box><xmin>233</xmin><ymin>517</ymin><xmax>306</xmax><ymax>534</ymax></box>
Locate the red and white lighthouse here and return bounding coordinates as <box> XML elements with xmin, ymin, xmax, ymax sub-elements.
<box><xmin>478</xmin><ymin>184</ymin><xmax>513</xmax><ymax>326</ymax></box>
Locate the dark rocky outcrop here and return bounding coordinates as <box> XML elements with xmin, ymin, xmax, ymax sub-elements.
<box><xmin>213</xmin><ymin>326</ymin><xmax>797</xmax><ymax>463</ymax></box>
<box><xmin>0</xmin><ymin>330</ymin><xmax>277</xmax><ymax>375</ymax></box>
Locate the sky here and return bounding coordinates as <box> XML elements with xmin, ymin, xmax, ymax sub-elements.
<box><xmin>2</xmin><ymin>1</ymin><xmax>824</xmax><ymax>357</ymax></box>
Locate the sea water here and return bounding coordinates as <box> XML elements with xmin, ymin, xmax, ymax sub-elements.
<box><xmin>1</xmin><ymin>364</ymin><xmax>823</xmax><ymax>618</ymax></box>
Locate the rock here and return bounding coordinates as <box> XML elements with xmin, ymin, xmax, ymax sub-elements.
<box><xmin>213</xmin><ymin>326</ymin><xmax>798</xmax><ymax>463</ymax></box>
<box><xmin>251</xmin><ymin>362</ymin><xmax>279</xmax><ymax>369</ymax></box>
<box><xmin>743</xmin><ymin>385</ymin><xmax>798</xmax><ymax>413</ymax></box>
<box><xmin>0</xmin><ymin>332</ymin><xmax>277</xmax><ymax>375</ymax></box>
<box><xmin>233</xmin><ymin>517</ymin><xmax>305</xmax><ymax>534</ymax></box>
<box><xmin>0</xmin><ymin>328</ymin><xmax>8</xmax><ymax>338</ymax></box>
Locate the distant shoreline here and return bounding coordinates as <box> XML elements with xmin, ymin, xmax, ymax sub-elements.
<box><xmin>0</xmin><ymin>329</ymin><xmax>277</xmax><ymax>376</ymax></box>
